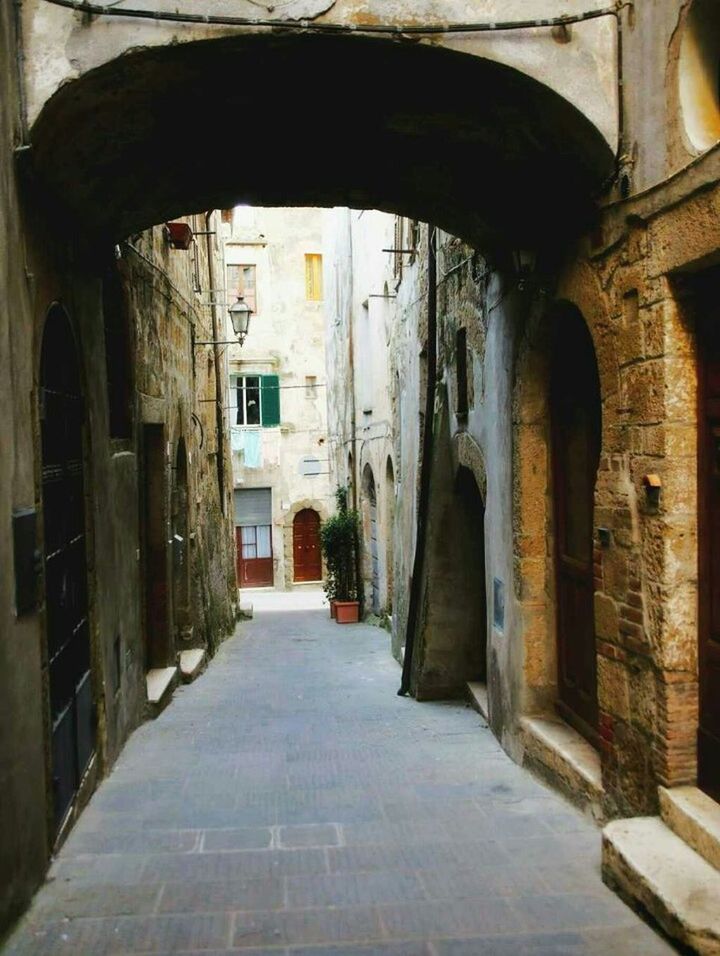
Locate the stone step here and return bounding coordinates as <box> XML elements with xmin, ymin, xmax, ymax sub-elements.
<box><xmin>466</xmin><ymin>681</ymin><xmax>489</xmax><ymax>721</ymax></box>
<box><xmin>659</xmin><ymin>785</ymin><xmax>720</xmax><ymax>872</ymax></box>
<box><xmin>145</xmin><ymin>666</ymin><xmax>177</xmax><ymax>717</ymax></box>
<box><xmin>179</xmin><ymin>648</ymin><xmax>206</xmax><ymax>683</ymax></box>
<box><xmin>520</xmin><ymin>714</ymin><xmax>603</xmax><ymax>819</ymax></box>
<box><xmin>602</xmin><ymin>816</ymin><xmax>720</xmax><ymax>955</ymax></box>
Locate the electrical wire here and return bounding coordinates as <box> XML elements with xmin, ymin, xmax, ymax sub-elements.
<box><xmin>40</xmin><ymin>0</ymin><xmax>626</xmax><ymax>35</ymax></box>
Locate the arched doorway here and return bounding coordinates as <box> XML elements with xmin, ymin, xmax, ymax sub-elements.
<box><xmin>171</xmin><ymin>438</ymin><xmax>190</xmax><ymax>642</ymax></box>
<box><xmin>293</xmin><ymin>509</ymin><xmax>322</xmax><ymax>583</ymax></box>
<box><xmin>550</xmin><ymin>305</ymin><xmax>601</xmax><ymax>746</ymax></box>
<box><xmin>385</xmin><ymin>457</ymin><xmax>395</xmax><ymax>610</ymax></box>
<box><xmin>363</xmin><ymin>465</ymin><xmax>380</xmax><ymax>614</ymax></box>
<box><xmin>40</xmin><ymin>305</ymin><xmax>95</xmax><ymax>833</ymax></box>
<box><xmin>455</xmin><ymin>466</ymin><xmax>487</xmax><ymax>685</ymax></box>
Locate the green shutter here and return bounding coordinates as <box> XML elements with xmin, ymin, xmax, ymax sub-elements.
<box><xmin>261</xmin><ymin>374</ymin><xmax>280</xmax><ymax>426</ymax></box>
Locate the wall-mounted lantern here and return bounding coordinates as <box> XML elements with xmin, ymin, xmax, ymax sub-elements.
<box><xmin>165</xmin><ymin>221</ymin><xmax>194</xmax><ymax>250</ymax></box>
<box><xmin>228</xmin><ymin>294</ymin><xmax>252</xmax><ymax>346</ymax></box>
<box><xmin>194</xmin><ymin>294</ymin><xmax>253</xmax><ymax>348</ymax></box>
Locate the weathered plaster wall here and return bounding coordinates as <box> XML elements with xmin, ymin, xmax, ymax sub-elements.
<box><xmin>22</xmin><ymin>0</ymin><xmax>617</xmax><ymax>146</ymax></box>
<box><xmin>0</xmin><ymin>81</ymin><xmax>237</xmax><ymax>935</ymax></box>
<box><xmin>0</xmin><ymin>3</ymin><xmax>49</xmax><ymax>933</ymax></box>
<box><xmin>225</xmin><ymin>207</ymin><xmax>333</xmax><ymax>590</ymax></box>
<box><xmin>323</xmin><ymin>209</ymin><xmax>400</xmax><ymax>618</ymax></box>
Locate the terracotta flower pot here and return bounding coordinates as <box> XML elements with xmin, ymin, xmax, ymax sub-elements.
<box><xmin>335</xmin><ymin>600</ymin><xmax>360</xmax><ymax>624</ymax></box>
<box><xmin>330</xmin><ymin>601</ymin><xmax>337</xmax><ymax>619</ymax></box>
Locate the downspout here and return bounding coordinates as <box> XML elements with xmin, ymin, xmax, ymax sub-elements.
<box><xmin>204</xmin><ymin>211</ymin><xmax>227</xmax><ymax>517</ymax></box>
<box><xmin>347</xmin><ymin>212</ymin><xmax>363</xmax><ymax>612</ymax></box>
<box><xmin>399</xmin><ymin>225</ymin><xmax>437</xmax><ymax>696</ymax></box>
<box><xmin>12</xmin><ymin>0</ymin><xmax>29</xmax><ymax>145</ymax></box>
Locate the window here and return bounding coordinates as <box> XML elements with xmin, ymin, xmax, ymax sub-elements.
<box><xmin>240</xmin><ymin>525</ymin><xmax>272</xmax><ymax>559</ymax></box>
<box><xmin>305</xmin><ymin>375</ymin><xmax>317</xmax><ymax>397</ymax></box>
<box><xmin>233</xmin><ymin>374</ymin><xmax>281</xmax><ymax>427</ymax></box>
<box><xmin>227</xmin><ymin>264</ymin><xmax>257</xmax><ymax>313</ymax></box>
<box><xmin>305</xmin><ymin>254</ymin><xmax>323</xmax><ymax>301</ymax></box>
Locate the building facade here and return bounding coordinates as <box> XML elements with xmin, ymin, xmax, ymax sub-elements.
<box><xmin>224</xmin><ymin>207</ymin><xmax>332</xmax><ymax>591</ymax></box>
<box><xmin>0</xmin><ymin>7</ymin><xmax>237</xmax><ymax>927</ymax></box>
<box><xmin>5</xmin><ymin>1</ymin><xmax>720</xmax><ymax>950</ymax></box>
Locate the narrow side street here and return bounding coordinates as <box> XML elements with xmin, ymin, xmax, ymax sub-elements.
<box><xmin>3</xmin><ymin>594</ymin><xmax>673</xmax><ymax>956</ymax></box>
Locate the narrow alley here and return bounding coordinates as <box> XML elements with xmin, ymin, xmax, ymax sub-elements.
<box><xmin>4</xmin><ymin>594</ymin><xmax>673</xmax><ymax>956</ymax></box>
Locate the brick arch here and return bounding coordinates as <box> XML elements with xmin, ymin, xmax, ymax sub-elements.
<box><xmin>511</xmin><ymin>261</ymin><xmax>685</xmax><ymax>813</ymax></box>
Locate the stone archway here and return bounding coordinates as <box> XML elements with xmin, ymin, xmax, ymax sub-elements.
<box><xmin>411</xmin><ymin>397</ymin><xmax>488</xmax><ymax>700</ymax></box>
<box><xmin>26</xmin><ymin>29</ymin><xmax>613</xmax><ymax>249</ymax></box>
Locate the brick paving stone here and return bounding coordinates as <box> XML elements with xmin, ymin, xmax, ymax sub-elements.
<box><xmin>2</xmin><ymin>592</ymin><xmax>676</xmax><ymax>955</ymax></box>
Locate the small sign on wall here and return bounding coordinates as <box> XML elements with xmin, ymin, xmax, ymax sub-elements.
<box><xmin>493</xmin><ymin>577</ymin><xmax>505</xmax><ymax>632</ymax></box>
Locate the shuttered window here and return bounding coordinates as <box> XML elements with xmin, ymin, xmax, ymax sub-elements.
<box><xmin>234</xmin><ymin>487</ymin><xmax>272</xmax><ymax>526</ymax></box>
<box><xmin>260</xmin><ymin>374</ymin><xmax>280</xmax><ymax>427</ymax></box>
<box><xmin>232</xmin><ymin>373</ymin><xmax>281</xmax><ymax>426</ymax></box>
<box><xmin>305</xmin><ymin>254</ymin><xmax>323</xmax><ymax>301</ymax></box>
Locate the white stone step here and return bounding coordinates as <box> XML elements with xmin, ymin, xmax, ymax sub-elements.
<box><xmin>145</xmin><ymin>666</ymin><xmax>177</xmax><ymax>715</ymax></box>
<box><xmin>602</xmin><ymin>816</ymin><xmax>720</xmax><ymax>955</ymax></box>
<box><xmin>467</xmin><ymin>681</ymin><xmax>489</xmax><ymax>720</ymax></box>
<box><xmin>179</xmin><ymin>648</ymin><xmax>206</xmax><ymax>682</ymax></box>
<box><xmin>660</xmin><ymin>786</ymin><xmax>720</xmax><ymax>872</ymax></box>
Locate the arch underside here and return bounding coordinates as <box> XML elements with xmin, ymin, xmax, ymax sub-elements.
<box><xmin>28</xmin><ymin>33</ymin><xmax>614</xmax><ymax>248</ymax></box>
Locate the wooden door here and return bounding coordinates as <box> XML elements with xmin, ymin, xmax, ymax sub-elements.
<box><xmin>369</xmin><ymin>492</ymin><xmax>380</xmax><ymax>613</ymax></box>
<box><xmin>40</xmin><ymin>307</ymin><xmax>95</xmax><ymax>833</ymax></box>
<box><xmin>293</xmin><ymin>509</ymin><xmax>322</xmax><ymax>582</ymax></box>
<box><xmin>550</xmin><ymin>308</ymin><xmax>601</xmax><ymax>746</ymax></box>
<box><xmin>141</xmin><ymin>424</ymin><xmax>169</xmax><ymax>671</ymax></box>
<box><xmin>237</xmin><ymin>525</ymin><xmax>274</xmax><ymax>587</ymax></box>
<box><xmin>699</xmin><ymin>313</ymin><xmax>720</xmax><ymax>800</ymax></box>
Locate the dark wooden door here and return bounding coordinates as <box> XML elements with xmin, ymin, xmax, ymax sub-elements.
<box><xmin>40</xmin><ymin>306</ymin><xmax>95</xmax><ymax>833</ymax></box>
<box><xmin>550</xmin><ymin>308</ymin><xmax>601</xmax><ymax>746</ymax></box>
<box><xmin>237</xmin><ymin>525</ymin><xmax>274</xmax><ymax>587</ymax></box>
<box><xmin>141</xmin><ymin>425</ymin><xmax>169</xmax><ymax>671</ymax></box>
<box><xmin>293</xmin><ymin>509</ymin><xmax>322</xmax><ymax>582</ymax></box>
<box><xmin>699</xmin><ymin>313</ymin><xmax>720</xmax><ymax>800</ymax></box>
<box><xmin>369</xmin><ymin>492</ymin><xmax>380</xmax><ymax>613</ymax></box>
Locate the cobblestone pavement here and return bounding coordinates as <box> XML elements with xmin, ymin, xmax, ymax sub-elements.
<box><xmin>3</xmin><ymin>592</ymin><xmax>675</xmax><ymax>955</ymax></box>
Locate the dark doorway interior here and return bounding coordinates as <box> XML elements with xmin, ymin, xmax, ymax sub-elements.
<box><xmin>140</xmin><ymin>424</ymin><xmax>169</xmax><ymax>671</ymax></box>
<box><xmin>171</xmin><ymin>438</ymin><xmax>190</xmax><ymax>642</ymax></box>
<box><xmin>550</xmin><ymin>306</ymin><xmax>601</xmax><ymax>747</ymax></box>
<box><xmin>363</xmin><ymin>466</ymin><xmax>380</xmax><ymax>614</ymax></box>
<box><xmin>40</xmin><ymin>305</ymin><xmax>95</xmax><ymax>834</ymax></box>
<box><xmin>454</xmin><ymin>466</ymin><xmax>487</xmax><ymax>684</ymax></box>
<box><xmin>293</xmin><ymin>509</ymin><xmax>322</xmax><ymax>583</ymax></box>
<box><xmin>698</xmin><ymin>291</ymin><xmax>720</xmax><ymax>801</ymax></box>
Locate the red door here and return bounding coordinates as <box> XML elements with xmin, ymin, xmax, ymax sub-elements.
<box><xmin>237</xmin><ymin>524</ymin><xmax>273</xmax><ymax>587</ymax></box>
<box><xmin>550</xmin><ymin>307</ymin><xmax>601</xmax><ymax>747</ymax></box>
<box><xmin>293</xmin><ymin>509</ymin><xmax>322</xmax><ymax>582</ymax></box>
<box><xmin>699</xmin><ymin>310</ymin><xmax>720</xmax><ymax>800</ymax></box>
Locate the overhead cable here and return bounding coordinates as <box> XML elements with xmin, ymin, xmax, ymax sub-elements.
<box><xmin>39</xmin><ymin>0</ymin><xmax>627</xmax><ymax>34</ymax></box>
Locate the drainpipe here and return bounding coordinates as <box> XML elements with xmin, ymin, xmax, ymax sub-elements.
<box><xmin>204</xmin><ymin>211</ymin><xmax>227</xmax><ymax>517</ymax></box>
<box><xmin>347</xmin><ymin>212</ymin><xmax>363</xmax><ymax>613</ymax></box>
<box><xmin>399</xmin><ymin>225</ymin><xmax>437</xmax><ymax>696</ymax></box>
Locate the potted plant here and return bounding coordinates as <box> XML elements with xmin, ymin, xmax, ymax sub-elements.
<box><xmin>320</xmin><ymin>487</ymin><xmax>360</xmax><ymax>624</ymax></box>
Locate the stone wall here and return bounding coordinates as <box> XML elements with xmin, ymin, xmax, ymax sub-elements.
<box><xmin>0</xmin><ymin>17</ymin><xmax>237</xmax><ymax>929</ymax></box>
